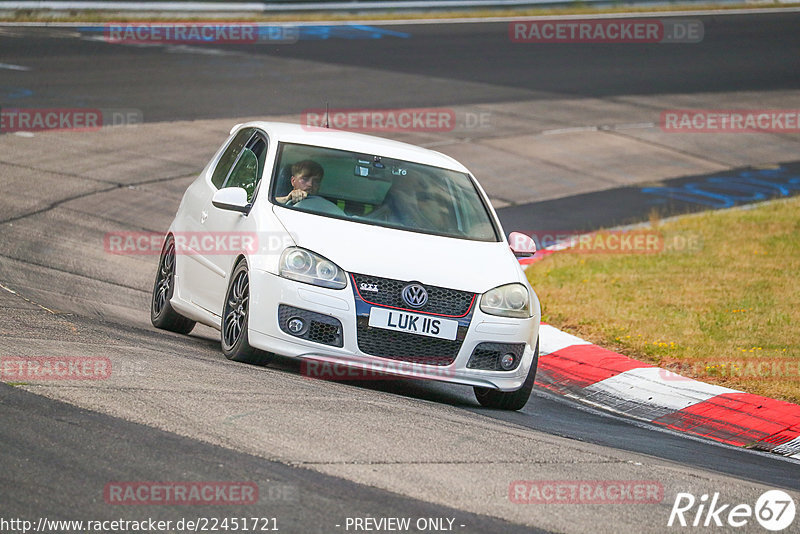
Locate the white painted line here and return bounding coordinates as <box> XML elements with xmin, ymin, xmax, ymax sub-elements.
<box><xmin>0</xmin><ymin>62</ymin><xmax>31</xmax><ymax>71</ymax></box>
<box><xmin>0</xmin><ymin>283</ymin><xmax>18</xmax><ymax>295</ymax></box>
<box><xmin>582</xmin><ymin>366</ymin><xmax>740</xmax><ymax>413</ymax></box>
<box><xmin>612</xmin><ymin>122</ymin><xmax>655</xmax><ymax>130</ymax></box>
<box><xmin>542</xmin><ymin>126</ymin><xmax>598</xmax><ymax>136</ymax></box>
<box><xmin>164</xmin><ymin>45</ymin><xmax>233</xmax><ymax>56</ymax></box>
<box><xmin>539</xmin><ymin>324</ymin><xmax>591</xmax><ymax>355</ymax></box>
<box><xmin>773</xmin><ymin>435</ymin><xmax>800</xmax><ymax>456</ymax></box>
<box><xmin>543</xmin><ymin>122</ymin><xmax>656</xmax><ymax>136</ymax></box>
<box><xmin>0</xmin><ymin>282</ymin><xmax>58</xmax><ymax>313</ymax></box>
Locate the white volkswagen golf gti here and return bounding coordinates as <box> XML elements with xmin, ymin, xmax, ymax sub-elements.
<box><xmin>151</xmin><ymin>121</ymin><xmax>540</xmax><ymax>410</ymax></box>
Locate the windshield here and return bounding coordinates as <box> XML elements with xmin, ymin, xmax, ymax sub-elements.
<box><xmin>270</xmin><ymin>142</ymin><xmax>499</xmax><ymax>242</ymax></box>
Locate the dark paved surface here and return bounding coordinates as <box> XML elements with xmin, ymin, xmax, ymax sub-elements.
<box><xmin>1</xmin><ymin>12</ymin><xmax>799</xmax><ymax>122</ymax></box>
<box><xmin>2</xmin><ymin>308</ymin><xmax>798</xmax><ymax>534</ymax></box>
<box><xmin>497</xmin><ymin>160</ymin><xmax>800</xmax><ymax>233</ymax></box>
<box><xmin>0</xmin><ymin>381</ymin><xmax>547</xmax><ymax>534</ymax></box>
<box><xmin>268</xmin><ymin>14</ymin><xmax>800</xmax><ymax>97</ymax></box>
<box><xmin>326</xmin><ymin>376</ymin><xmax>800</xmax><ymax>491</ymax></box>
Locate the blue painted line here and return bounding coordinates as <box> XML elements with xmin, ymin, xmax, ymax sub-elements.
<box><xmin>3</xmin><ymin>88</ymin><xmax>34</xmax><ymax>100</ymax></box>
<box><xmin>641</xmin><ymin>167</ymin><xmax>800</xmax><ymax>209</ymax></box>
<box><xmin>77</xmin><ymin>24</ymin><xmax>410</xmax><ymax>41</ymax></box>
<box><xmin>295</xmin><ymin>25</ymin><xmax>410</xmax><ymax>40</ymax></box>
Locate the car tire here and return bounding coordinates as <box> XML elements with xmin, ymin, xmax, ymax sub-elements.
<box><xmin>473</xmin><ymin>339</ymin><xmax>539</xmax><ymax>411</ymax></box>
<box><xmin>221</xmin><ymin>260</ymin><xmax>272</xmax><ymax>366</ymax></box>
<box><xmin>151</xmin><ymin>235</ymin><xmax>196</xmax><ymax>335</ymax></box>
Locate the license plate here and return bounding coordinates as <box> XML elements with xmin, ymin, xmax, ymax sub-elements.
<box><xmin>368</xmin><ymin>307</ymin><xmax>458</xmax><ymax>341</ymax></box>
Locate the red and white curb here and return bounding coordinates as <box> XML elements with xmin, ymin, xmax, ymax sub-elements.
<box><xmin>520</xmin><ymin>232</ymin><xmax>800</xmax><ymax>459</ymax></box>
<box><xmin>533</xmin><ymin>324</ymin><xmax>800</xmax><ymax>459</ymax></box>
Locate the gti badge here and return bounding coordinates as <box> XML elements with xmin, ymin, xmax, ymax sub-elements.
<box><xmin>401</xmin><ymin>283</ymin><xmax>428</xmax><ymax>308</ymax></box>
<box><xmin>360</xmin><ymin>282</ymin><xmax>379</xmax><ymax>293</ymax></box>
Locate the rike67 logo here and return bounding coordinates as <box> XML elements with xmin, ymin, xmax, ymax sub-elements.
<box><xmin>668</xmin><ymin>490</ymin><xmax>796</xmax><ymax>531</ymax></box>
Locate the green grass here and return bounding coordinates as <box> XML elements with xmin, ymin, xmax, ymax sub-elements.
<box><xmin>526</xmin><ymin>197</ymin><xmax>800</xmax><ymax>404</ymax></box>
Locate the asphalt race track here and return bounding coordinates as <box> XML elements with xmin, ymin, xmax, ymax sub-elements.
<box><xmin>2</xmin><ymin>13</ymin><xmax>799</xmax><ymax>120</ymax></box>
<box><xmin>1</xmin><ymin>10</ymin><xmax>800</xmax><ymax>534</ymax></box>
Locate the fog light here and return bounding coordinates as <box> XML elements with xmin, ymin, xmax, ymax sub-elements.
<box><xmin>500</xmin><ymin>353</ymin><xmax>516</xmax><ymax>370</ymax></box>
<box><xmin>287</xmin><ymin>317</ymin><xmax>306</xmax><ymax>335</ymax></box>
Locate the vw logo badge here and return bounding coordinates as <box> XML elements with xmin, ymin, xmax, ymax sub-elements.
<box><xmin>401</xmin><ymin>283</ymin><xmax>428</xmax><ymax>308</ymax></box>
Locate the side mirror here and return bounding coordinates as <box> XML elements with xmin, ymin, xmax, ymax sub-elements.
<box><xmin>509</xmin><ymin>231</ymin><xmax>536</xmax><ymax>257</ymax></box>
<box><xmin>212</xmin><ymin>187</ymin><xmax>250</xmax><ymax>214</ymax></box>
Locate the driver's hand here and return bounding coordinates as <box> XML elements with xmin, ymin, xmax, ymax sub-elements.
<box><xmin>288</xmin><ymin>189</ymin><xmax>308</xmax><ymax>203</ymax></box>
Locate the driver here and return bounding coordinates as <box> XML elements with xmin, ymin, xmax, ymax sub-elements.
<box><xmin>276</xmin><ymin>159</ymin><xmax>343</xmax><ymax>215</ymax></box>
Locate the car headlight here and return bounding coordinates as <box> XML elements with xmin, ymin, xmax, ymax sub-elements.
<box><xmin>480</xmin><ymin>283</ymin><xmax>532</xmax><ymax>318</ymax></box>
<box><xmin>279</xmin><ymin>247</ymin><xmax>347</xmax><ymax>289</ymax></box>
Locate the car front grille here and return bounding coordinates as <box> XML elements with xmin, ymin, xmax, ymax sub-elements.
<box><xmin>355</xmin><ymin>317</ymin><xmax>466</xmax><ymax>366</ymax></box>
<box><xmin>351</xmin><ymin>273</ymin><xmax>475</xmax><ymax>317</ymax></box>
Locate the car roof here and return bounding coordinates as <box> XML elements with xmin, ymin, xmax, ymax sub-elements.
<box><xmin>235</xmin><ymin>121</ymin><xmax>470</xmax><ymax>173</ymax></box>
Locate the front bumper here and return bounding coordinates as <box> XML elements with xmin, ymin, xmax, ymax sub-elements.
<box><xmin>247</xmin><ymin>270</ymin><xmax>539</xmax><ymax>391</ymax></box>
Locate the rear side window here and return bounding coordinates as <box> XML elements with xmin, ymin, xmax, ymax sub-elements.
<box><xmin>211</xmin><ymin>128</ymin><xmax>256</xmax><ymax>188</ymax></box>
<box><xmin>221</xmin><ymin>132</ymin><xmax>269</xmax><ymax>203</ymax></box>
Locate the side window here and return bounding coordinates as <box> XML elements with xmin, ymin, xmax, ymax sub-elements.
<box><xmin>249</xmin><ymin>136</ymin><xmax>268</xmax><ymax>178</ymax></box>
<box><xmin>225</xmin><ymin>148</ymin><xmax>259</xmax><ymax>202</ymax></box>
<box><xmin>211</xmin><ymin>128</ymin><xmax>255</xmax><ymax>189</ymax></box>
<box><xmin>221</xmin><ymin>132</ymin><xmax>269</xmax><ymax>203</ymax></box>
